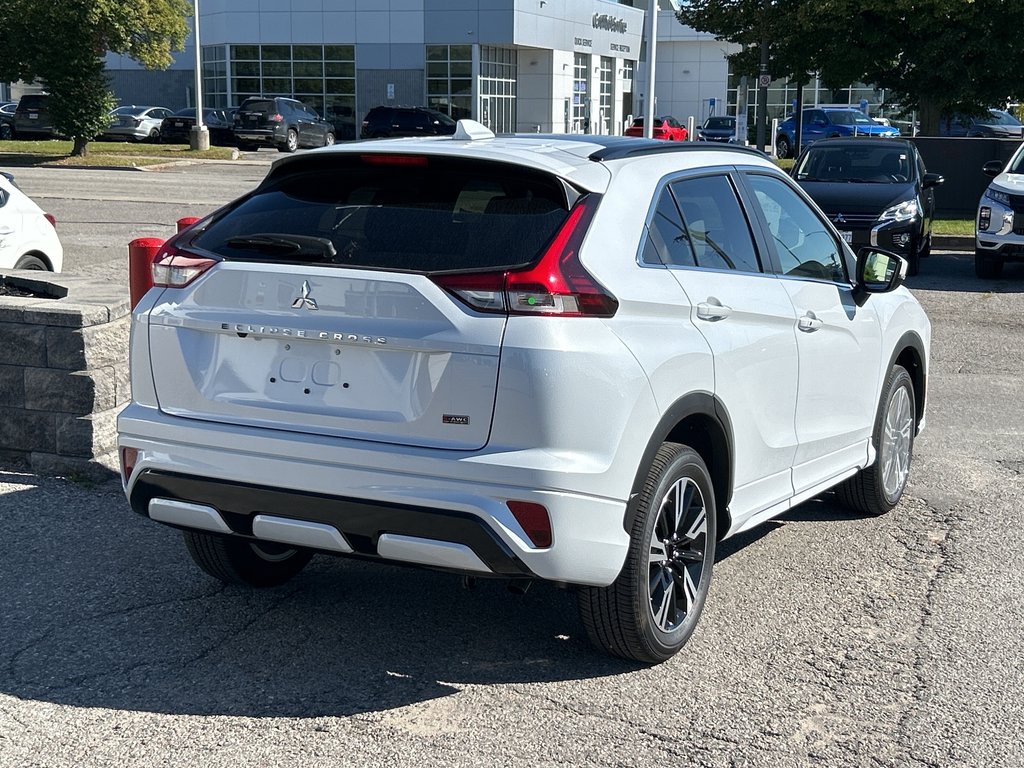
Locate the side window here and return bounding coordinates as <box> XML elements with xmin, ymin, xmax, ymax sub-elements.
<box><xmin>670</xmin><ymin>175</ymin><xmax>762</xmax><ymax>273</ymax></box>
<box><xmin>643</xmin><ymin>187</ymin><xmax>696</xmax><ymax>267</ymax></box>
<box><xmin>746</xmin><ymin>174</ymin><xmax>847</xmax><ymax>283</ymax></box>
<box><xmin>395</xmin><ymin>111</ymin><xmax>418</xmax><ymax>131</ymax></box>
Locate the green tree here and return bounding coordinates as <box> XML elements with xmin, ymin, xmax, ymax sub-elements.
<box><xmin>0</xmin><ymin>0</ymin><xmax>191</xmax><ymax>156</ymax></box>
<box><xmin>677</xmin><ymin>0</ymin><xmax>1024</xmax><ymax>135</ymax></box>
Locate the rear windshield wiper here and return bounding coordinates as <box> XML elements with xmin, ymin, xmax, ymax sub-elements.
<box><xmin>225</xmin><ymin>233</ymin><xmax>337</xmax><ymax>259</ymax></box>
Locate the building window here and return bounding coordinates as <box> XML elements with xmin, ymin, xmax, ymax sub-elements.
<box><xmin>426</xmin><ymin>45</ymin><xmax>474</xmax><ymax>120</ymax></box>
<box><xmin>573</xmin><ymin>53</ymin><xmax>590</xmax><ymax>133</ymax></box>
<box><xmin>221</xmin><ymin>44</ymin><xmax>356</xmax><ymax>137</ymax></box>
<box><xmin>598</xmin><ymin>56</ymin><xmax>613</xmax><ymax>135</ymax></box>
<box><xmin>201</xmin><ymin>45</ymin><xmax>228</xmax><ymax>108</ymax></box>
<box><xmin>479</xmin><ymin>46</ymin><xmax>516</xmax><ymax>133</ymax></box>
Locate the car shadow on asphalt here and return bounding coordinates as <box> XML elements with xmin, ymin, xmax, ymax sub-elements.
<box><xmin>908</xmin><ymin>251</ymin><xmax>1024</xmax><ymax>293</ymax></box>
<box><xmin>0</xmin><ymin>473</ymin><xmax>649</xmax><ymax>718</ymax></box>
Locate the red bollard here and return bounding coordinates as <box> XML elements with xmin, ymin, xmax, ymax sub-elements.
<box><xmin>128</xmin><ymin>237</ymin><xmax>166</xmax><ymax>310</ymax></box>
<box><xmin>177</xmin><ymin>216</ymin><xmax>201</xmax><ymax>233</ymax></box>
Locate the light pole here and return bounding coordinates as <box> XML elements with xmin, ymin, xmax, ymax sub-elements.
<box><xmin>189</xmin><ymin>0</ymin><xmax>210</xmax><ymax>150</ymax></box>
<box><xmin>642</xmin><ymin>0</ymin><xmax>657</xmax><ymax>139</ymax></box>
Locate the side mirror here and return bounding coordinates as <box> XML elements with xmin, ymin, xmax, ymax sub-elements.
<box><xmin>922</xmin><ymin>172</ymin><xmax>945</xmax><ymax>189</ymax></box>
<box><xmin>983</xmin><ymin>160</ymin><xmax>1004</xmax><ymax>177</ymax></box>
<box><xmin>853</xmin><ymin>247</ymin><xmax>906</xmax><ymax>305</ymax></box>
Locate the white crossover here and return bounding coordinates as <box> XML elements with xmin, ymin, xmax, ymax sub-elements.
<box><xmin>0</xmin><ymin>171</ymin><xmax>63</xmax><ymax>272</ymax></box>
<box><xmin>118</xmin><ymin>122</ymin><xmax>931</xmax><ymax>663</ymax></box>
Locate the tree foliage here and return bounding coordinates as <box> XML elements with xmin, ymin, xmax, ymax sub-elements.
<box><xmin>0</xmin><ymin>0</ymin><xmax>191</xmax><ymax>155</ymax></box>
<box><xmin>677</xmin><ymin>0</ymin><xmax>1024</xmax><ymax>133</ymax></box>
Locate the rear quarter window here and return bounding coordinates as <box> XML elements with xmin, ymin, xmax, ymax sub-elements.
<box><xmin>192</xmin><ymin>156</ymin><xmax>572</xmax><ymax>273</ymax></box>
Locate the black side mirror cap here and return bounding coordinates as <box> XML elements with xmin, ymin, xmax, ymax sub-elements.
<box><xmin>922</xmin><ymin>172</ymin><xmax>945</xmax><ymax>189</ymax></box>
<box><xmin>983</xmin><ymin>160</ymin><xmax>1004</xmax><ymax>177</ymax></box>
<box><xmin>852</xmin><ymin>247</ymin><xmax>907</xmax><ymax>305</ymax></box>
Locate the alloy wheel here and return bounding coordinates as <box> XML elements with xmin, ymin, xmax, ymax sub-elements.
<box><xmin>880</xmin><ymin>386</ymin><xmax>913</xmax><ymax>499</ymax></box>
<box><xmin>647</xmin><ymin>476</ymin><xmax>708</xmax><ymax>632</ymax></box>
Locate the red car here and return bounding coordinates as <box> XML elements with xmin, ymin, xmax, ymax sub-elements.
<box><xmin>624</xmin><ymin>115</ymin><xmax>688</xmax><ymax>141</ymax></box>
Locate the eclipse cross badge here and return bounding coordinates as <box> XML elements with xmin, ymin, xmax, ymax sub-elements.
<box><xmin>292</xmin><ymin>280</ymin><xmax>319</xmax><ymax>311</ymax></box>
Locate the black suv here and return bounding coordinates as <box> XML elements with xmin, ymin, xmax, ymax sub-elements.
<box><xmin>360</xmin><ymin>106</ymin><xmax>457</xmax><ymax>139</ymax></box>
<box><xmin>13</xmin><ymin>94</ymin><xmax>56</xmax><ymax>139</ymax></box>
<box><xmin>233</xmin><ymin>97</ymin><xmax>335</xmax><ymax>153</ymax></box>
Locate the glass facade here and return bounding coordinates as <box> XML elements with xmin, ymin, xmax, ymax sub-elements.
<box><xmin>201</xmin><ymin>44</ymin><xmax>356</xmax><ymax>135</ymax></box>
<box><xmin>598</xmin><ymin>56</ymin><xmax>613</xmax><ymax>135</ymax></box>
<box><xmin>426</xmin><ymin>44</ymin><xmax>474</xmax><ymax>120</ymax></box>
<box><xmin>479</xmin><ymin>46</ymin><xmax>517</xmax><ymax>133</ymax></box>
<box><xmin>573</xmin><ymin>53</ymin><xmax>590</xmax><ymax>133</ymax></box>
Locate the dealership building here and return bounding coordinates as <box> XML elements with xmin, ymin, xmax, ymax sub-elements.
<box><xmin>98</xmin><ymin>0</ymin><xmax>739</xmax><ymax>137</ymax></box>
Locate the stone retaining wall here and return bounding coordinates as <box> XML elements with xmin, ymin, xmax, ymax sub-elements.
<box><xmin>0</xmin><ymin>271</ymin><xmax>129</xmax><ymax>479</ymax></box>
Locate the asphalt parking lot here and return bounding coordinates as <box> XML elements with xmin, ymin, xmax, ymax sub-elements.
<box><xmin>1</xmin><ymin>162</ymin><xmax>1022</xmax><ymax>767</ymax></box>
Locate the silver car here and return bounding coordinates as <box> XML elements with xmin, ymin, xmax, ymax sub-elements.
<box><xmin>102</xmin><ymin>105</ymin><xmax>174</xmax><ymax>142</ymax></box>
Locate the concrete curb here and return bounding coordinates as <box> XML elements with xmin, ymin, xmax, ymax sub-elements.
<box><xmin>933</xmin><ymin>234</ymin><xmax>974</xmax><ymax>251</ymax></box>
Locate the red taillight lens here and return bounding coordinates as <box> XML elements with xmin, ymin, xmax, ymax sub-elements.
<box><xmin>151</xmin><ymin>244</ymin><xmax>217</xmax><ymax>289</ymax></box>
<box><xmin>507</xmin><ymin>501</ymin><xmax>552</xmax><ymax>548</ymax></box>
<box><xmin>431</xmin><ymin>194</ymin><xmax>617</xmax><ymax>318</ymax></box>
<box><xmin>269</xmin><ymin>113</ymin><xmax>284</xmax><ymax>122</ymax></box>
<box><xmin>120</xmin><ymin>446</ymin><xmax>138</xmax><ymax>484</ymax></box>
<box><xmin>43</xmin><ymin>213</ymin><xmax>56</xmax><ymax>229</ymax></box>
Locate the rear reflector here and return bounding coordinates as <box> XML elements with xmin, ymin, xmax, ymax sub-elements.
<box><xmin>431</xmin><ymin>194</ymin><xmax>617</xmax><ymax>317</ymax></box>
<box><xmin>507</xmin><ymin>501</ymin><xmax>553</xmax><ymax>548</ymax></box>
<box><xmin>43</xmin><ymin>213</ymin><xmax>56</xmax><ymax>229</ymax></box>
<box><xmin>120</xmin><ymin>447</ymin><xmax>138</xmax><ymax>484</ymax></box>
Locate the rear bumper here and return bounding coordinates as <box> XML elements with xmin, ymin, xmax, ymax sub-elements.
<box><xmin>233</xmin><ymin>128</ymin><xmax>285</xmax><ymax>145</ymax></box>
<box><xmin>118</xmin><ymin>404</ymin><xmax>632</xmax><ymax>587</ymax></box>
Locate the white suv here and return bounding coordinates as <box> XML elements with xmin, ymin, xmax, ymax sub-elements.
<box><xmin>118</xmin><ymin>122</ymin><xmax>930</xmax><ymax>663</ymax></box>
<box><xmin>976</xmin><ymin>146</ymin><xmax>1024</xmax><ymax>278</ymax></box>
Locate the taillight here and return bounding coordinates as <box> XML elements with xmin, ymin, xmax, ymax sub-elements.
<box><xmin>431</xmin><ymin>194</ymin><xmax>617</xmax><ymax>317</ymax></box>
<box><xmin>360</xmin><ymin>154</ymin><xmax>428</xmax><ymax>166</ymax></box>
<box><xmin>151</xmin><ymin>244</ymin><xmax>217</xmax><ymax>290</ymax></box>
<box><xmin>43</xmin><ymin>213</ymin><xmax>56</xmax><ymax>229</ymax></box>
<box><xmin>269</xmin><ymin>113</ymin><xmax>284</xmax><ymax>123</ymax></box>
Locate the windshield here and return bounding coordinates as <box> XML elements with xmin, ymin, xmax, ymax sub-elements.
<box><xmin>826</xmin><ymin>110</ymin><xmax>875</xmax><ymax>126</ymax></box>
<box><xmin>796</xmin><ymin>145</ymin><xmax>915</xmax><ymax>183</ymax></box>
<box><xmin>978</xmin><ymin>110</ymin><xmax>1022</xmax><ymax>126</ymax></box>
<box><xmin>704</xmin><ymin>117</ymin><xmax>734</xmax><ymax>129</ymax></box>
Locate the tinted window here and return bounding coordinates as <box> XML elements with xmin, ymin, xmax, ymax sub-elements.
<box><xmin>796</xmin><ymin>145</ymin><xmax>915</xmax><ymax>183</ymax></box>
<box><xmin>17</xmin><ymin>95</ymin><xmax>47</xmax><ymax>110</ymax></box>
<box><xmin>240</xmin><ymin>100</ymin><xmax>276</xmax><ymax>114</ymax></box>
<box><xmin>746</xmin><ymin>174</ymin><xmax>846</xmax><ymax>282</ymax></box>
<box><xmin>193</xmin><ymin>156</ymin><xmax>570</xmax><ymax>273</ymax></box>
<box><xmin>670</xmin><ymin>175</ymin><xmax>762</xmax><ymax>273</ymax></box>
<box><xmin>704</xmin><ymin>117</ymin><xmax>734</xmax><ymax>129</ymax></box>
<box><xmin>644</xmin><ymin>188</ymin><xmax>696</xmax><ymax>267</ymax></box>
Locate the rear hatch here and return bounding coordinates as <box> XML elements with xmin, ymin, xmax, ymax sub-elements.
<box><xmin>236</xmin><ymin>99</ymin><xmax>279</xmax><ymax>130</ymax></box>
<box><xmin>146</xmin><ymin>152</ymin><xmax>575</xmax><ymax>450</ymax></box>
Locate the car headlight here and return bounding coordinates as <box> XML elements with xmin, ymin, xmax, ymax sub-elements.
<box><xmin>879</xmin><ymin>198</ymin><xmax>921</xmax><ymax>222</ymax></box>
<box><xmin>984</xmin><ymin>188</ymin><xmax>1011</xmax><ymax>206</ymax></box>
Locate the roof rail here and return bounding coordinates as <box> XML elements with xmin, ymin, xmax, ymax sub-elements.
<box><xmin>588</xmin><ymin>141</ymin><xmax>770</xmax><ymax>162</ymax></box>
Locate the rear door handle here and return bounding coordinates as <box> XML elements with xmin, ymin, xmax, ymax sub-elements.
<box><xmin>696</xmin><ymin>301</ymin><xmax>732</xmax><ymax>321</ymax></box>
<box><xmin>798</xmin><ymin>312</ymin><xmax>823</xmax><ymax>332</ymax></box>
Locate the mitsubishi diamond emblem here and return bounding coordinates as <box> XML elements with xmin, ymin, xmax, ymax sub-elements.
<box><xmin>835</xmin><ymin>213</ymin><xmax>846</xmax><ymax>224</ymax></box>
<box><xmin>292</xmin><ymin>280</ymin><xmax>318</xmax><ymax>310</ymax></box>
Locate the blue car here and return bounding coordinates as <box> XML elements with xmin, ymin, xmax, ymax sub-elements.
<box><xmin>775</xmin><ymin>107</ymin><xmax>900</xmax><ymax>159</ymax></box>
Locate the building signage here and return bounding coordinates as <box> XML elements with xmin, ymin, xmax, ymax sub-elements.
<box><xmin>592</xmin><ymin>14</ymin><xmax>627</xmax><ymax>34</ymax></box>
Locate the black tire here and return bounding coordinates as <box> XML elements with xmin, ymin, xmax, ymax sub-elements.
<box><xmin>0</xmin><ymin>123</ymin><xmax>11</xmax><ymax>140</ymax></box>
<box><xmin>905</xmin><ymin>248</ymin><xmax>919</xmax><ymax>277</ymax></box>
<box><xmin>775</xmin><ymin>135</ymin><xmax>790</xmax><ymax>159</ymax></box>
<box><xmin>974</xmin><ymin>248</ymin><xmax>1003</xmax><ymax>279</ymax></box>
<box><xmin>835</xmin><ymin>365</ymin><xmax>915</xmax><ymax>516</ymax></box>
<box><xmin>183</xmin><ymin>530</ymin><xmax>313</xmax><ymax>587</ymax></box>
<box><xmin>13</xmin><ymin>254</ymin><xmax>48</xmax><ymax>270</ymax></box>
<box><xmin>579</xmin><ymin>443</ymin><xmax>717</xmax><ymax>663</ymax></box>
<box><xmin>278</xmin><ymin>128</ymin><xmax>298</xmax><ymax>153</ymax></box>
<box><xmin>323</xmin><ymin>131</ymin><xmax>335</xmax><ymax>147</ymax></box>
<box><xmin>148</xmin><ymin>128</ymin><xmax>160</xmax><ymax>143</ymax></box>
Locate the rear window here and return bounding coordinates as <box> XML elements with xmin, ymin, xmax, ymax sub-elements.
<box><xmin>239</xmin><ymin>100</ymin><xmax>275</xmax><ymax>114</ymax></box>
<box><xmin>17</xmin><ymin>95</ymin><xmax>47</xmax><ymax>110</ymax></box>
<box><xmin>192</xmin><ymin>155</ymin><xmax>571</xmax><ymax>273</ymax></box>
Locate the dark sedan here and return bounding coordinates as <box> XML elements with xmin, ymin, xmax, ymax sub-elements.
<box><xmin>698</xmin><ymin>115</ymin><xmax>736</xmax><ymax>143</ymax></box>
<box><xmin>791</xmin><ymin>138</ymin><xmax>944</xmax><ymax>275</ymax></box>
<box><xmin>160</xmin><ymin>108</ymin><xmax>236</xmax><ymax>146</ymax></box>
